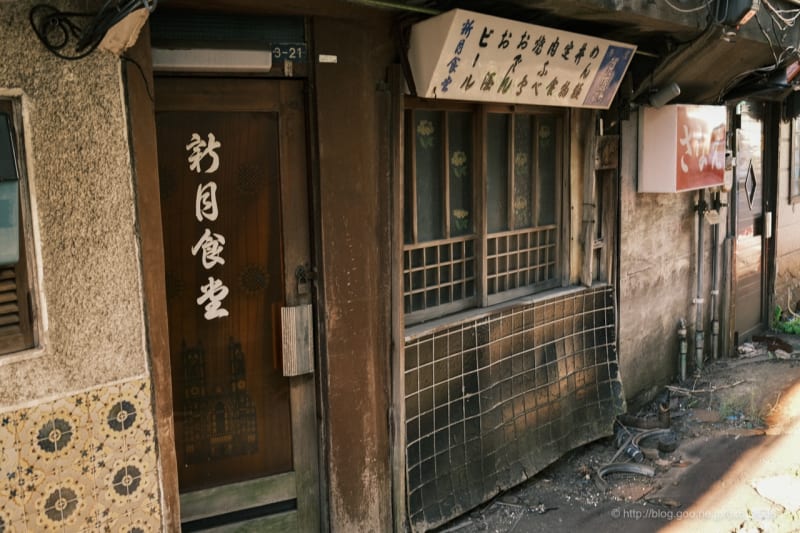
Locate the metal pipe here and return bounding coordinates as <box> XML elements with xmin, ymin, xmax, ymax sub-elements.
<box><xmin>678</xmin><ymin>317</ymin><xmax>687</xmax><ymax>382</ymax></box>
<box><xmin>695</xmin><ymin>190</ymin><xmax>706</xmax><ymax>372</ymax></box>
<box><xmin>710</xmin><ymin>191</ymin><xmax>721</xmax><ymax>360</ymax></box>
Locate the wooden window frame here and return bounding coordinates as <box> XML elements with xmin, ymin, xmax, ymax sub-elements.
<box><xmin>403</xmin><ymin>99</ymin><xmax>566</xmax><ymax>324</ymax></box>
<box><xmin>791</xmin><ymin>116</ymin><xmax>800</xmax><ymax>204</ymax></box>
<box><xmin>0</xmin><ymin>98</ymin><xmax>37</xmax><ymax>355</ymax></box>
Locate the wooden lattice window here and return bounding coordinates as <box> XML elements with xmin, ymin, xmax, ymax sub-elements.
<box><xmin>0</xmin><ymin>99</ymin><xmax>36</xmax><ymax>355</ymax></box>
<box><xmin>403</xmin><ymin>102</ymin><xmax>564</xmax><ymax>324</ymax></box>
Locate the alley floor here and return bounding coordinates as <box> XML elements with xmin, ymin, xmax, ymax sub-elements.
<box><xmin>434</xmin><ymin>335</ymin><xmax>800</xmax><ymax>533</ymax></box>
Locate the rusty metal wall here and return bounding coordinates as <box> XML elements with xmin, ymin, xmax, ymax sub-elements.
<box><xmin>403</xmin><ymin>286</ymin><xmax>623</xmax><ymax>531</ymax></box>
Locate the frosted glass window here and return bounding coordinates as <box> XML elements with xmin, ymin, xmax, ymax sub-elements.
<box><xmin>514</xmin><ymin>116</ymin><xmax>533</xmax><ymax>228</ymax></box>
<box><xmin>449</xmin><ymin>112</ymin><xmax>472</xmax><ymax>237</ymax></box>
<box><xmin>487</xmin><ymin>113</ymin><xmax>509</xmax><ymax>233</ymax></box>
<box><xmin>537</xmin><ymin>115</ymin><xmax>557</xmax><ymax>225</ymax></box>
<box><xmin>415</xmin><ymin>111</ymin><xmax>444</xmax><ymax>242</ymax></box>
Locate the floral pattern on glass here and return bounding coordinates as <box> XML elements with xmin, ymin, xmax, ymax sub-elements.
<box><xmin>450</xmin><ymin>151</ymin><xmax>467</xmax><ymax>179</ymax></box>
<box><xmin>416</xmin><ymin>119</ymin><xmax>435</xmax><ymax>149</ymax></box>
<box><xmin>452</xmin><ymin>209</ymin><xmax>470</xmax><ymax>232</ymax></box>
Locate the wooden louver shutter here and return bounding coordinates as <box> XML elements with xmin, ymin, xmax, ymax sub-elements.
<box><xmin>0</xmin><ymin>99</ymin><xmax>34</xmax><ymax>355</ymax></box>
<box><xmin>0</xmin><ymin>262</ymin><xmax>32</xmax><ymax>354</ymax></box>
<box><xmin>0</xmin><ymin>266</ymin><xmax>20</xmax><ymax>326</ymax></box>
<box><xmin>0</xmin><ymin>230</ymin><xmax>32</xmax><ymax>354</ymax></box>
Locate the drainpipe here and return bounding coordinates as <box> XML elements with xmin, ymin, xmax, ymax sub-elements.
<box><xmin>710</xmin><ymin>191</ymin><xmax>723</xmax><ymax>361</ymax></box>
<box><xmin>678</xmin><ymin>318</ymin><xmax>687</xmax><ymax>382</ymax></box>
<box><xmin>694</xmin><ymin>190</ymin><xmax>706</xmax><ymax>373</ymax></box>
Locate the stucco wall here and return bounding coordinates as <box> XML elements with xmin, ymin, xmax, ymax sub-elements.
<box><xmin>775</xmin><ymin>120</ymin><xmax>800</xmax><ymax>314</ymax></box>
<box><xmin>0</xmin><ymin>2</ymin><xmax>160</xmax><ymax>531</ymax></box>
<box><xmin>0</xmin><ymin>1</ymin><xmax>147</xmax><ymax>404</ymax></box>
<box><xmin>618</xmin><ymin>114</ymin><xmax>719</xmax><ymax>403</ymax></box>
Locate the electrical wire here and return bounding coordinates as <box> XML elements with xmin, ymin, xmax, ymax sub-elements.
<box><xmin>755</xmin><ymin>9</ymin><xmax>780</xmax><ymax>66</ymax></box>
<box><xmin>762</xmin><ymin>0</ymin><xmax>800</xmax><ymax>28</ymax></box>
<box><xmin>29</xmin><ymin>0</ymin><xmax>156</xmax><ymax>61</ymax></box>
<box><xmin>711</xmin><ymin>0</ymin><xmax>800</xmax><ymax>102</ymax></box>
<box><xmin>663</xmin><ymin>0</ymin><xmax>711</xmax><ymax>14</ymax></box>
<box><xmin>121</xmin><ymin>55</ymin><xmax>153</xmax><ymax>103</ymax></box>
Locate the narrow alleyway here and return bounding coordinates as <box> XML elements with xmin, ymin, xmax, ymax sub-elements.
<box><xmin>435</xmin><ymin>336</ymin><xmax>800</xmax><ymax>533</ymax></box>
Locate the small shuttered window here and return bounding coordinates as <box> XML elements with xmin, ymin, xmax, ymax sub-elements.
<box><xmin>0</xmin><ymin>98</ymin><xmax>35</xmax><ymax>355</ymax></box>
<box><xmin>0</xmin><ymin>263</ymin><xmax>32</xmax><ymax>353</ymax></box>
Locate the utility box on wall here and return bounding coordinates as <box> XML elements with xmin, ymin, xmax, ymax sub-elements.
<box><xmin>638</xmin><ymin>104</ymin><xmax>726</xmax><ymax>193</ymax></box>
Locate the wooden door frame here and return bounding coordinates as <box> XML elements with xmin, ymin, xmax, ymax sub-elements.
<box><xmin>761</xmin><ymin>102</ymin><xmax>779</xmax><ymax>334</ymax></box>
<box><xmin>153</xmin><ymin>77</ymin><xmax>320</xmax><ymax>531</ymax></box>
<box><xmin>126</xmin><ymin>40</ymin><xmax>321</xmax><ymax>528</ymax></box>
<box><xmin>729</xmin><ymin>100</ymin><xmax>779</xmax><ymax>345</ymax></box>
<box><xmin>124</xmin><ymin>28</ymin><xmax>181</xmax><ymax>531</ymax></box>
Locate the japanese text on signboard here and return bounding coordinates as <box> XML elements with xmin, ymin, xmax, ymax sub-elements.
<box><xmin>409</xmin><ymin>9</ymin><xmax>636</xmax><ymax>109</ymax></box>
<box><xmin>186</xmin><ymin>132</ymin><xmax>229</xmax><ymax>320</ymax></box>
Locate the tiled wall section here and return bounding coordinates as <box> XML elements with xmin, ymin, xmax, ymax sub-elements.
<box><xmin>404</xmin><ymin>286</ymin><xmax>624</xmax><ymax>531</ymax></box>
<box><xmin>0</xmin><ymin>377</ymin><xmax>162</xmax><ymax>532</ymax></box>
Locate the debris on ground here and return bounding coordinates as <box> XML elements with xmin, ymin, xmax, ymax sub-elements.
<box><xmin>433</xmin><ymin>334</ymin><xmax>800</xmax><ymax>532</ymax></box>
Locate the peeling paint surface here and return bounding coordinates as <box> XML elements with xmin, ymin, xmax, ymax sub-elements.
<box><xmin>619</xmin><ymin>118</ymin><xmax>717</xmax><ymax>402</ymax></box>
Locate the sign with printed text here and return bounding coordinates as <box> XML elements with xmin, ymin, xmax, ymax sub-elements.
<box><xmin>675</xmin><ymin>105</ymin><xmax>726</xmax><ymax>191</ymax></box>
<box><xmin>408</xmin><ymin>9</ymin><xmax>636</xmax><ymax>109</ymax></box>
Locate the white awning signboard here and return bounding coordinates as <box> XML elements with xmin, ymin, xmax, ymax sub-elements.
<box><xmin>408</xmin><ymin>9</ymin><xmax>637</xmax><ymax>109</ymax></box>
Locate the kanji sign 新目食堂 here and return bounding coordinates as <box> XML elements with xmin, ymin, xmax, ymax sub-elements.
<box><xmin>408</xmin><ymin>9</ymin><xmax>636</xmax><ymax>109</ymax></box>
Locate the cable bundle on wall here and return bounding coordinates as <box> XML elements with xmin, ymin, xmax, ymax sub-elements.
<box><xmin>29</xmin><ymin>0</ymin><xmax>157</xmax><ymax>60</ymax></box>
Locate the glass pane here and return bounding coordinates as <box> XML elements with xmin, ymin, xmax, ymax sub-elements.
<box><xmin>449</xmin><ymin>112</ymin><xmax>473</xmax><ymax>236</ymax></box>
<box><xmin>487</xmin><ymin>113</ymin><xmax>509</xmax><ymax>233</ymax></box>
<box><xmin>537</xmin><ymin>115</ymin><xmax>557</xmax><ymax>225</ymax></box>
<box><xmin>404</xmin><ymin>111</ymin><xmax>414</xmax><ymax>244</ymax></box>
<box><xmin>416</xmin><ymin>111</ymin><xmax>444</xmax><ymax>242</ymax></box>
<box><xmin>513</xmin><ymin>115</ymin><xmax>533</xmax><ymax>228</ymax></box>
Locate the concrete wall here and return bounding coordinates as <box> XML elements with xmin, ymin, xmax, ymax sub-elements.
<box><xmin>775</xmin><ymin>119</ymin><xmax>800</xmax><ymax>314</ymax></box>
<box><xmin>0</xmin><ymin>1</ymin><xmax>161</xmax><ymax>530</ymax></box>
<box><xmin>618</xmin><ymin>114</ymin><xmax>720</xmax><ymax>403</ymax></box>
<box><xmin>313</xmin><ymin>14</ymin><xmax>394</xmax><ymax>533</ymax></box>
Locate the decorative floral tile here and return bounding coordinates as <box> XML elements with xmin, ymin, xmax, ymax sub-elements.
<box><xmin>18</xmin><ymin>406</ymin><xmax>92</xmax><ymax>482</ymax></box>
<box><xmin>0</xmin><ymin>377</ymin><xmax>162</xmax><ymax>532</ymax></box>
<box><xmin>103</xmin><ymin>496</ymin><xmax>161</xmax><ymax>533</ymax></box>
<box><xmin>0</xmin><ymin>495</ymin><xmax>26</xmax><ymax>533</ymax></box>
